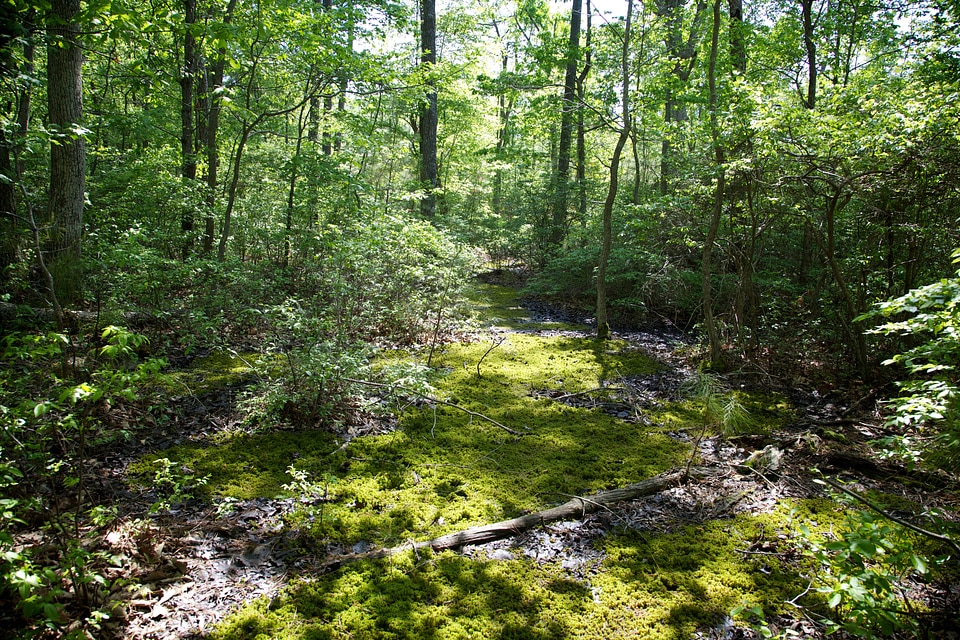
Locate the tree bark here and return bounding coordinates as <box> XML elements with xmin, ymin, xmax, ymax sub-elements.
<box><xmin>419</xmin><ymin>0</ymin><xmax>438</xmax><ymax>218</ymax></box>
<box><xmin>800</xmin><ymin>0</ymin><xmax>817</xmax><ymax>109</ymax></box>
<box><xmin>575</xmin><ymin>0</ymin><xmax>592</xmax><ymax>222</ymax></box>
<box><xmin>657</xmin><ymin>0</ymin><xmax>707</xmax><ymax>195</ymax></box>
<box><xmin>728</xmin><ymin>0</ymin><xmax>746</xmax><ymax>74</ymax></box>
<box><xmin>201</xmin><ymin>0</ymin><xmax>238</xmax><ymax>254</ymax></box>
<box><xmin>180</xmin><ymin>0</ymin><xmax>198</xmax><ymax>259</ymax></box>
<box><xmin>46</xmin><ymin>0</ymin><xmax>85</xmax><ymax>306</ymax></box>
<box><xmin>552</xmin><ymin>0</ymin><xmax>582</xmax><ymax>245</ymax></box>
<box><xmin>596</xmin><ymin>0</ymin><xmax>633</xmax><ymax>340</ymax></box>
<box><xmin>702</xmin><ymin>0</ymin><xmax>725</xmax><ymax>368</ymax></box>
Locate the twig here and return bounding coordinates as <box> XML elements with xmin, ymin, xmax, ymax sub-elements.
<box><xmin>477</xmin><ymin>335</ymin><xmax>505</xmax><ymax>378</ymax></box>
<box><xmin>426</xmin><ymin>283</ymin><xmax>449</xmax><ymax>369</ymax></box>
<box><xmin>550</xmin><ymin>386</ymin><xmax>626</xmax><ymax>401</ymax></box>
<box><xmin>344</xmin><ymin>377</ymin><xmax>525</xmax><ymax>436</ymax></box>
<box><xmin>819</xmin><ymin>476</ymin><xmax>960</xmax><ymax>557</ymax></box>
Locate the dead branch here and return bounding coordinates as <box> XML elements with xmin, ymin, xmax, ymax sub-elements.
<box><xmin>344</xmin><ymin>377</ymin><xmax>524</xmax><ymax>436</ymax></box>
<box><xmin>318</xmin><ymin>467</ymin><xmax>716</xmax><ymax>572</ymax></box>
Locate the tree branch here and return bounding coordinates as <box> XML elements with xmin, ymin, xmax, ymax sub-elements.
<box><xmin>344</xmin><ymin>378</ymin><xmax>525</xmax><ymax>436</ymax></box>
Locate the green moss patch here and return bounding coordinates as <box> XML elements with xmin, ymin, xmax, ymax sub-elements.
<box><xmin>210</xmin><ymin>502</ymin><xmax>839</xmax><ymax>640</ymax></box>
<box><xmin>467</xmin><ymin>283</ymin><xmax>532</xmax><ymax>329</ymax></box>
<box><xmin>163</xmin><ymin>351</ymin><xmax>260</xmax><ymax>395</ymax></box>
<box><xmin>145</xmin><ymin>332</ymin><xmax>685</xmax><ymax>546</ymax></box>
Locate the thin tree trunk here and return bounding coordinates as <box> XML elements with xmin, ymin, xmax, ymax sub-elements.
<box><xmin>801</xmin><ymin>0</ymin><xmax>817</xmax><ymax>109</ymax></box>
<box><xmin>180</xmin><ymin>0</ymin><xmax>198</xmax><ymax>259</ymax></box>
<box><xmin>575</xmin><ymin>0</ymin><xmax>592</xmax><ymax>223</ymax></box>
<box><xmin>284</xmin><ymin>106</ymin><xmax>309</xmax><ymax>266</ymax></box>
<box><xmin>419</xmin><ymin>0</ymin><xmax>438</xmax><ymax>218</ymax></box>
<box><xmin>702</xmin><ymin>0</ymin><xmax>725</xmax><ymax>367</ymax></box>
<box><xmin>217</xmin><ymin>122</ymin><xmax>253</xmax><ymax>262</ymax></box>
<box><xmin>202</xmin><ymin>0</ymin><xmax>238</xmax><ymax>255</ymax></box>
<box><xmin>552</xmin><ymin>0</ymin><xmax>582</xmax><ymax>245</ymax></box>
<box><xmin>596</xmin><ymin>0</ymin><xmax>633</xmax><ymax>340</ymax></box>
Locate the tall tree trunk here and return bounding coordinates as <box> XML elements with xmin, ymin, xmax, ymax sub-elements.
<box><xmin>728</xmin><ymin>0</ymin><xmax>746</xmax><ymax>74</ymax></box>
<box><xmin>0</xmin><ymin>13</ymin><xmax>33</xmax><ymax>277</ymax></box>
<box><xmin>657</xmin><ymin>0</ymin><xmax>707</xmax><ymax>195</ymax></box>
<box><xmin>46</xmin><ymin>0</ymin><xmax>85</xmax><ymax>306</ymax></box>
<box><xmin>201</xmin><ymin>0</ymin><xmax>238</xmax><ymax>255</ymax></box>
<box><xmin>575</xmin><ymin>0</ymin><xmax>592</xmax><ymax>223</ymax></box>
<box><xmin>702</xmin><ymin>0</ymin><xmax>725</xmax><ymax>367</ymax></box>
<box><xmin>800</xmin><ymin>0</ymin><xmax>817</xmax><ymax>109</ymax></box>
<box><xmin>180</xmin><ymin>0</ymin><xmax>198</xmax><ymax>259</ymax></box>
<box><xmin>552</xmin><ymin>0</ymin><xmax>582</xmax><ymax>245</ymax></box>
<box><xmin>419</xmin><ymin>0</ymin><xmax>438</xmax><ymax>218</ymax></box>
<box><xmin>596</xmin><ymin>0</ymin><xmax>633</xmax><ymax>340</ymax></box>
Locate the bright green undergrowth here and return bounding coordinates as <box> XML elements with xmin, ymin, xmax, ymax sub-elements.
<box><xmin>467</xmin><ymin>283</ymin><xmax>586</xmax><ymax>332</ymax></box>
<box><xmin>135</xmin><ymin>332</ymin><xmax>687</xmax><ymax>545</ymax></box>
<box><xmin>134</xmin><ymin>283</ymin><xmax>952</xmax><ymax>639</ymax></box>
<box><xmin>210</xmin><ymin>501</ymin><xmax>835</xmax><ymax>640</ymax></box>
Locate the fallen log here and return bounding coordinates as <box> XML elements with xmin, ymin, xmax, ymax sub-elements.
<box><xmin>319</xmin><ymin>466</ymin><xmax>716</xmax><ymax>571</ymax></box>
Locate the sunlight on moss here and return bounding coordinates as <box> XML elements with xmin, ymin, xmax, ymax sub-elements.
<box><xmin>210</xmin><ymin>501</ymin><xmax>843</xmax><ymax>640</ymax></box>
<box><xmin>162</xmin><ymin>351</ymin><xmax>261</xmax><ymax>395</ymax></box>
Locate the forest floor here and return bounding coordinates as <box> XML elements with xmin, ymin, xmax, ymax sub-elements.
<box><xmin>41</xmin><ymin>278</ymin><xmax>960</xmax><ymax>639</ymax></box>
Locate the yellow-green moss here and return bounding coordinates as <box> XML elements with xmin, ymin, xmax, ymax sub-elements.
<box><xmin>163</xmin><ymin>351</ymin><xmax>260</xmax><ymax>395</ymax></box>
<box><xmin>211</xmin><ymin>501</ymin><xmax>845</xmax><ymax>640</ymax></box>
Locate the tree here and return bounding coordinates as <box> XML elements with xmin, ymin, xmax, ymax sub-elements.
<box><xmin>180</xmin><ymin>0</ymin><xmax>199</xmax><ymax>258</ymax></box>
<box><xmin>419</xmin><ymin>0</ymin><xmax>438</xmax><ymax>218</ymax></box>
<box><xmin>551</xmin><ymin>0</ymin><xmax>582</xmax><ymax>245</ymax></box>
<box><xmin>596</xmin><ymin>0</ymin><xmax>633</xmax><ymax>340</ymax></box>
<box><xmin>701</xmin><ymin>0</ymin><xmax>724</xmax><ymax>367</ymax></box>
<box><xmin>46</xmin><ymin>0</ymin><xmax>85</xmax><ymax>305</ymax></box>
<box><xmin>656</xmin><ymin>0</ymin><xmax>707</xmax><ymax>195</ymax></box>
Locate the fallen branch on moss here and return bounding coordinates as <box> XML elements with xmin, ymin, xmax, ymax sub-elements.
<box><xmin>344</xmin><ymin>377</ymin><xmax>524</xmax><ymax>436</ymax></box>
<box><xmin>318</xmin><ymin>466</ymin><xmax>716</xmax><ymax>572</ymax></box>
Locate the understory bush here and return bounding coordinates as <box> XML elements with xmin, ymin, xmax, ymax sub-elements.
<box><xmin>859</xmin><ymin>248</ymin><xmax>960</xmax><ymax>469</ymax></box>
<box><xmin>0</xmin><ymin>326</ymin><xmax>166</xmax><ymax>638</ymax></box>
<box><xmin>797</xmin><ymin>487</ymin><xmax>946</xmax><ymax>639</ymax></box>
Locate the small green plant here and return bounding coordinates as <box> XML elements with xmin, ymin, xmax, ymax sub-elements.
<box><xmin>283</xmin><ymin>465</ymin><xmax>337</xmax><ymax>534</ymax></box>
<box><xmin>680</xmin><ymin>371</ymin><xmax>755</xmax><ymax>473</ymax></box>
<box><xmin>796</xmin><ymin>487</ymin><xmax>934</xmax><ymax>638</ymax></box>
<box><xmin>859</xmin><ymin>248</ymin><xmax>960</xmax><ymax>469</ymax></box>
<box><xmin>0</xmin><ymin>327</ymin><xmax>166</xmax><ymax>637</ymax></box>
<box><xmin>149</xmin><ymin>457</ymin><xmax>209</xmax><ymax>514</ymax></box>
<box><xmin>730</xmin><ymin>603</ymin><xmax>800</xmax><ymax>639</ymax></box>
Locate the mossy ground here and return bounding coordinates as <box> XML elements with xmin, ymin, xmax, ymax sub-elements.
<box><xmin>210</xmin><ymin>502</ymin><xmax>838</xmax><ymax>640</ymax></box>
<box><xmin>140</xmin><ymin>284</ymin><xmax>863</xmax><ymax>639</ymax></box>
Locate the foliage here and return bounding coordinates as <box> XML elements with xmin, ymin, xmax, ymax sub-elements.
<box><xmin>0</xmin><ymin>326</ymin><xmax>165</xmax><ymax>637</ymax></box>
<box><xmin>796</xmin><ymin>487</ymin><xmax>939</xmax><ymax>638</ymax></box>
<box><xmin>859</xmin><ymin>248</ymin><xmax>960</xmax><ymax>468</ymax></box>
